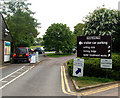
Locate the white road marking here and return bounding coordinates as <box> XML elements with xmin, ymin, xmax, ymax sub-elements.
<box><xmin>61</xmin><ymin>66</ymin><xmax>119</xmax><ymax>96</ymax></box>
<box><xmin>0</xmin><ymin>66</ymin><xmax>25</xmax><ymax>81</ymax></box>
<box><xmin>10</xmin><ymin>76</ymin><xmax>16</xmax><ymax>78</ymax></box>
<box><xmin>2</xmin><ymin>81</ymin><xmax>8</xmax><ymax>83</ymax></box>
<box><xmin>0</xmin><ymin>66</ymin><xmax>34</xmax><ymax>89</ymax></box>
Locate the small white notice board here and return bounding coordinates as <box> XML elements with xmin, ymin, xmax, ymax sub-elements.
<box><xmin>73</xmin><ymin>58</ymin><xmax>84</xmax><ymax>77</ymax></box>
<box><xmin>30</xmin><ymin>54</ymin><xmax>36</xmax><ymax>63</ymax></box>
<box><xmin>101</xmin><ymin>59</ymin><xmax>112</xmax><ymax>69</ymax></box>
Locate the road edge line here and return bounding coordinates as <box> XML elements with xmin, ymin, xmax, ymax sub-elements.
<box><xmin>61</xmin><ymin>66</ymin><xmax>70</xmax><ymax>95</ymax></box>
<box><xmin>62</xmin><ymin>66</ymin><xmax>83</xmax><ymax>96</ymax></box>
<box><xmin>63</xmin><ymin>62</ymin><xmax>119</xmax><ymax>96</ymax></box>
<box><xmin>0</xmin><ymin>66</ymin><xmax>7</xmax><ymax>70</ymax></box>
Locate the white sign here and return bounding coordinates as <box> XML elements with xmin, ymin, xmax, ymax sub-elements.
<box><xmin>73</xmin><ymin>58</ymin><xmax>84</xmax><ymax>77</ymax></box>
<box><xmin>4</xmin><ymin>55</ymin><xmax>10</xmax><ymax>62</ymax></box>
<box><xmin>30</xmin><ymin>54</ymin><xmax>36</xmax><ymax>63</ymax></box>
<box><xmin>101</xmin><ymin>59</ymin><xmax>112</xmax><ymax>69</ymax></box>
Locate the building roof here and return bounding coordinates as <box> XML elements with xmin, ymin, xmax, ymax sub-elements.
<box><xmin>0</xmin><ymin>12</ymin><xmax>13</xmax><ymax>41</ymax></box>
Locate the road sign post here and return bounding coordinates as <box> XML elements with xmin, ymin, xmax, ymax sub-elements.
<box><xmin>101</xmin><ymin>59</ymin><xmax>112</xmax><ymax>78</ymax></box>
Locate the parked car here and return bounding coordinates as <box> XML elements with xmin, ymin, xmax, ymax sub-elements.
<box><xmin>44</xmin><ymin>47</ymin><xmax>55</xmax><ymax>51</ymax></box>
<box><xmin>73</xmin><ymin>47</ymin><xmax>77</xmax><ymax>54</ymax></box>
<box><xmin>12</xmin><ymin>47</ymin><xmax>31</xmax><ymax>63</ymax></box>
<box><xmin>34</xmin><ymin>47</ymin><xmax>45</xmax><ymax>54</ymax></box>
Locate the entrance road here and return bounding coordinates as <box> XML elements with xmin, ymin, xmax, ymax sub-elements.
<box><xmin>2</xmin><ymin>54</ymin><xmax>119</xmax><ymax>97</ymax></box>
<box><xmin>2</xmin><ymin>54</ymin><xmax>76</xmax><ymax>96</ymax></box>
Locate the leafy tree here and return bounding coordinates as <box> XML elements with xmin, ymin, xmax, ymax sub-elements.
<box><xmin>83</xmin><ymin>8</ymin><xmax>118</xmax><ymax>35</ymax></box>
<box><xmin>113</xmin><ymin>11</ymin><xmax>120</xmax><ymax>52</ymax></box>
<box><xmin>83</xmin><ymin>7</ymin><xmax>120</xmax><ymax>52</ymax></box>
<box><xmin>1</xmin><ymin>0</ymin><xmax>33</xmax><ymax>16</ymax></box>
<box><xmin>1</xmin><ymin>0</ymin><xmax>40</xmax><ymax>47</ymax></box>
<box><xmin>8</xmin><ymin>10</ymin><xmax>39</xmax><ymax>46</ymax></box>
<box><xmin>74</xmin><ymin>23</ymin><xmax>85</xmax><ymax>46</ymax></box>
<box><xmin>34</xmin><ymin>37</ymin><xmax>43</xmax><ymax>45</ymax></box>
<box><xmin>43</xmin><ymin>23</ymin><xmax>74</xmax><ymax>54</ymax></box>
<box><xmin>74</xmin><ymin>23</ymin><xmax>85</xmax><ymax>36</ymax></box>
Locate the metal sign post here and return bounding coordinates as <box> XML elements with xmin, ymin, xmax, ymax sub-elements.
<box><xmin>101</xmin><ymin>59</ymin><xmax>112</xmax><ymax>78</ymax></box>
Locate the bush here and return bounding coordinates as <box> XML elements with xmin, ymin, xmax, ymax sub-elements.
<box><xmin>67</xmin><ymin>53</ymin><xmax>120</xmax><ymax>80</ymax></box>
<box><xmin>15</xmin><ymin>40</ymin><xmax>30</xmax><ymax>47</ymax></box>
<box><xmin>67</xmin><ymin>59</ymin><xmax>74</xmax><ymax>76</ymax></box>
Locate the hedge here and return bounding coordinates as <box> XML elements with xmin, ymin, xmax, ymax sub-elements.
<box><xmin>67</xmin><ymin>53</ymin><xmax>120</xmax><ymax>80</ymax></box>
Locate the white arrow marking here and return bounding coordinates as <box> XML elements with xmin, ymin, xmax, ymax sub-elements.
<box><xmin>108</xmin><ymin>46</ymin><xmax>110</xmax><ymax>49</ymax></box>
<box><xmin>108</xmin><ymin>54</ymin><xmax>111</xmax><ymax>57</ymax></box>
<box><xmin>79</xmin><ymin>41</ymin><xmax>83</xmax><ymax>45</ymax></box>
<box><xmin>108</xmin><ymin>50</ymin><xmax>111</xmax><ymax>53</ymax></box>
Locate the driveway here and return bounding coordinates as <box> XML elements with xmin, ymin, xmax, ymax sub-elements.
<box><xmin>2</xmin><ymin>54</ymin><xmax>76</xmax><ymax>96</ymax></box>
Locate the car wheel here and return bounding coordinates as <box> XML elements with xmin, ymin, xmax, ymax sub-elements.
<box><xmin>27</xmin><ymin>59</ymin><xmax>30</xmax><ymax>63</ymax></box>
<box><xmin>12</xmin><ymin>60</ymin><xmax>17</xmax><ymax>63</ymax></box>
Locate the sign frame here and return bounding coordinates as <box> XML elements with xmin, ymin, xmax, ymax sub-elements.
<box><xmin>77</xmin><ymin>36</ymin><xmax>112</xmax><ymax>58</ymax></box>
<box><xmin>73</xmin><ymin>58</ymin><xmax>84</xmax><ymax>77</ymax></box>
<box><xmin>101</xmin><ymin>59</ymin><xmax>112</xmax><ymax>69</ymax></box>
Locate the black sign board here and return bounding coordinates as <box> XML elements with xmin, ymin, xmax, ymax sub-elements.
<box><xmin>77</xmin><ymin>36</ymin><xmax>112</xmax><ymax>58</ymax></box>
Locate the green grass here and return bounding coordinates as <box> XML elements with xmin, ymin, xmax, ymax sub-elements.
<box><xmin>72</xmin><ymin>76</ymin><xmax>114</xmax><ymax>88</ymax></box>
<box><xmin>46</xmin><ymin>53</ymin><xmax>73</xmax><ymax>57</ymax></box>
<box><xmin>30</xmin><ymin>45</ymin><xmax>43</xmax><ymax>49</ymax></box>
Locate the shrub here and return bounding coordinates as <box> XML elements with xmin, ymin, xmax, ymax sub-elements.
<box><xmin>67</xmin><ymin>59</ymin><xmax>73</xmax><ymax>76</ymax></box>
<box><xmin>67</xmin><ymin>53</ymin><xmax>120</xmax><ymax>80</ymax></box>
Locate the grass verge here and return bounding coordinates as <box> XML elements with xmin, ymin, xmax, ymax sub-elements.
<box><xmin>46</xmin><ymin>53</ymin><xmax>73</xmax><ymax>57</ymax></box>
<box><xmin>72</xmin><ymin>76</ymin><xmax>114</xmax><ymax>88</ymax></box>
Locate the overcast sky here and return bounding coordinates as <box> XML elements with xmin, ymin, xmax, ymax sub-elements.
<box><xmin>28</xmin><ymin>0</ymin><xmax>119</xmax><ymax>38</ymax></box>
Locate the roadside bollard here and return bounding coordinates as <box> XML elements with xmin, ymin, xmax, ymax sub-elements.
<box><xmin>36</xmin><ymin>52</ymin><xmax>39</xmax><ymax>62</ymax></box>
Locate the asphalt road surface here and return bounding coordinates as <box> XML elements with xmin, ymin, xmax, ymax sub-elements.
<box><xmin>1</xmin><ymin>54</ymin><xmax>119</xmax><ymax>98</ymax></box>
<box><xmin>2</xmin><ymin>54</ymin><xmax>76</xmax><ymax>96</ymax></box>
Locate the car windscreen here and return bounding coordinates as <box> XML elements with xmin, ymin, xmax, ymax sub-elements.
<box><xmin>35</xmin><ymin>47</ymin><xmax>42</xmax><ymax>50</ymax></box>
<box><xmin>15</xmin><ymin>47</ymin><xmax>27</xmax><ymax>54</ymax></box>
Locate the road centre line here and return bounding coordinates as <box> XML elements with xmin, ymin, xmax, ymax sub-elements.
<box><xmin>0</xmin><ymin>66</ymin><xmax>34</xmax><ymax>90</ymax></box>
<box><xmin>61</xmin><ymin>66</ymin><xmax>119</xmax><ymax>96</ymax></box>
<box><xmin>0</xmin><ymin>66</ymin><xmax>25</xmax><ymax>81</ymax></box>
